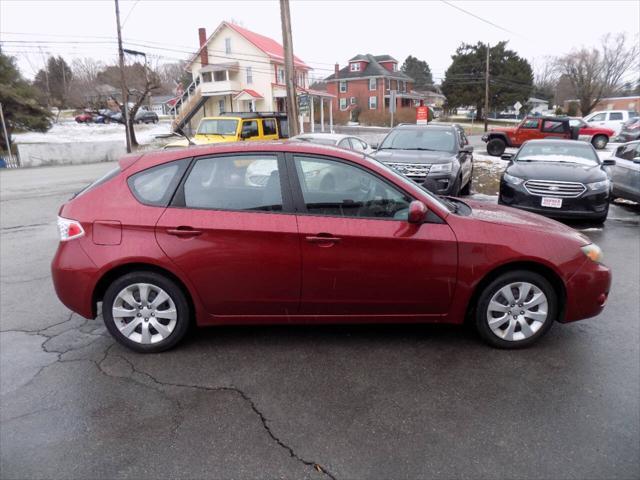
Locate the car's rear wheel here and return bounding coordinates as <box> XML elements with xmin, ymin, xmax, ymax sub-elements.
<box><xmin>103</xmin><ymin>271</ymin><xmax>190</xmax><ymax>353</ymax></box>
<box><xmin>486</xmin><ymin>138</ymin><xmax>506</xmax><ymax>156</ymax></box>
<box><xmin>475</xmin><ymin>270</ymin><xmax>557</xmax><ymax>348</ymax></box>
<box><xmin>591</xmin><ymin>134</ymin><xmax>608</xmax><ymax>150</ymax></box>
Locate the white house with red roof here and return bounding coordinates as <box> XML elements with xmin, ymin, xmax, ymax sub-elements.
<box><xmin>172</xmin><ymin>21</ymin><xmax>326</xmax><ymax>132</ymax></box>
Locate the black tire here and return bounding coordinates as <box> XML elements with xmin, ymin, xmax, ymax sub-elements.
<box><xmin>592</xmin><ymin>204</ymin><xmax>609</xmax><ymax>224</ymax></box>
<box><xmin>103</xmin><ymin>271</ymin><xmax>190</xmax><ymax>353</ymax></box>
<box><xmin>591</xmin><ymin>134</ymin><xmax>608</xmax><ymax>150</ymax></box>
<box><xmin>450</xmin><ymin>175</ymin><xmax>462</xmax><ymax>196</ymax></box>
<box><xmin>486</xmin><ymin>138</ymin><xmax>506</xmax><ymax>157</ymax></box>
<box><xmin>474</xmin><ymin>270</ymin><xmax>557</xmax><ymax>349</ymax></box>
<box><xmin>460</xmin><ymin>166</ymin><xmax>473</xmax><ymax>196</ymax></box>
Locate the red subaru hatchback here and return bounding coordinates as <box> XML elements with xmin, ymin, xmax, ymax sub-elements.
<box><xmin>52</xmin><ymin>142</ymin><xmax>611</xmax><ymax>352</ymax></box>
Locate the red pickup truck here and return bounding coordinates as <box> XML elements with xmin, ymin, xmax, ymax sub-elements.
<box><xmin>482</xmin><ymin>116</ymin><xmax>614</xmax><ymax>156</ymax></box>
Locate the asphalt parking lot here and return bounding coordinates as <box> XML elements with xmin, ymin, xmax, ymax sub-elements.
<box><xmin>1</xmin><ymin>160</ymin><xmax>639</xmax><ymax>479</ymax></box>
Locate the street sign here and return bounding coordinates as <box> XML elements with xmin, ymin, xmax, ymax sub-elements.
<box><xmin>298</xmin><ymin>94</ymin><xmax>310</xmax><ymax>115</ymax></box>
<box><xmin>514</xmin><ymin>101</ymin><xmax>522</xmax><ymax>112</ymax></box>
<box><xmin>416</xmin><ymin>106</ymin><xmax>429</xmax><ymax>124</ymax></box>
<box><xmin>389</xmin><ymin>90</ymin><xmax>397</xmax><ymax>113</ymax></box>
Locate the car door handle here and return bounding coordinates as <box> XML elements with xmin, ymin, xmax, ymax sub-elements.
<box><xmin>166</xmin><ymin>227</ymin><xmax>203</xmax><ymax>237</ymax></box>
<box><xmin>305</xmin><ymin>234</ymin><xmax>341</xmax><ymax>245</ymax></box>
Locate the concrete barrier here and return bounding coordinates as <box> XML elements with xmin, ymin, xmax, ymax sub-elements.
<box><xmin>16</xmin><ymin>141</ymin><xmax>126</xmax><ymax>168</ymax></box>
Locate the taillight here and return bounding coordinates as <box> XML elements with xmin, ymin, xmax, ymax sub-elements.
<box><xmin>57</xmin><ymin>216</ymin><xmax>85</xmax><ymax>241</ymax></box>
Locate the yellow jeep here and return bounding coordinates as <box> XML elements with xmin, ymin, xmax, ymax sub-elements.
<box><xmin>165</xmin><ymin>112</ymin><xmax>289</xmax><ymax>149</ymax></box>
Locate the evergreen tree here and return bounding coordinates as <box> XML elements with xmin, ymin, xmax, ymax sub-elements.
<box><xmin>401</xmin><ymin>55</ymin><xmax>434</xmax><ymax>89</ymax></box>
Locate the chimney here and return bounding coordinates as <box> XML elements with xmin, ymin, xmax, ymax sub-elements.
<box><xmin>198</xmin><ymin>28</ymin><xmax>208</xmax><ymax>66</ymax></box>
<box><xmin>334</xmin><ymin>63</ymin><xmax>339</xmax><ymax>78</ymax></box>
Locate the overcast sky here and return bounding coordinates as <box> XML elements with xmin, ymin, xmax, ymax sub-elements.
<box><xmin>2</xmin><ymin>0</ymin><xmax>639</xmax><ymax>82</ymax></box>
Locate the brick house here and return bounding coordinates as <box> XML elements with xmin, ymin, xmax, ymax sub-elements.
<box><xmin>324</xmin><ymin>54</ymin><xmax>423</xmax><ymax>114</ymax></box>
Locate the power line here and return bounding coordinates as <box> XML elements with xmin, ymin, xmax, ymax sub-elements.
<box><xmin>440</xmin><ymin>0</ymin><xmax>521</xmax><ymax>37</ymax></box>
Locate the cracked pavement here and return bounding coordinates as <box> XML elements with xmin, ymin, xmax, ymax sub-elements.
<box><xmin>1</xmin><ymin>162</ymin><xmax>639</xmax><ymax>479</ymax></box>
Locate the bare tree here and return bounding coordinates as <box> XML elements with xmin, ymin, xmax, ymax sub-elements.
<box><xmin>69</xmin><ymin>58</ymin><xmax>105</xmax><ymax>108</ymax></box>
<box><xmin>556</xmin><ymin>33</ymin><xmax>639</xmax><ymax>115</ymax></box>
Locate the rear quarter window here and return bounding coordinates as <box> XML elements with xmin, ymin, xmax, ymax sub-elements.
<box><xmin>127</xmin><ymin>159</ymin><xmax>190</xmax><ymax>207</ymax></box>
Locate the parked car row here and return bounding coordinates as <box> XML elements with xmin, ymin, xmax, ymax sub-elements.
<box><xmin>74</xmin><ymin>108</ymin><xmax>159</xmax><ymax>125</ymax></box>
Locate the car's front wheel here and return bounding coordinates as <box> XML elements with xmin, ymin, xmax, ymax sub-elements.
<box><xmin>103</xmin><ymin>271</ymin><xmax>190</xmax><ymax>353</ymax></box>
<box><xmin>591</xmin><ymin>134</ymin><xmax>608</xmax><ymax>150</ymax></box>
<box><xmin>475</xmin><ymin>270</ymin><xmax>557</xmax><ymax>348</ymax></box>
<box><xmin>486</xmin><ymin>138</ymin><xmax>506</xmax><ymax>156</ymax></box>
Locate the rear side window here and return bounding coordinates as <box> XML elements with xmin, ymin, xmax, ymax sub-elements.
<box><xmin>128</xmin><ymin>159</ymin><xmax>189</xmax><ymax>206</ymax></box>
<box><xmin>609</xmin><ymin>112</ymin><xmax>623</xmax><ymax>121</ymax></box>
<box><xmin>183</xmin><ymin>155</ymin><xmax>283</xmax><ymax>212</ymax></box>
<box><xmin>542</xmin><ymin>120</ymin><xmax>564</xmax><ymax>133</ymax></box>
<box><xmin>75</xmin><ymin>166</ymin><xmax>121</xmax><ymax>198</ymax></box>
<box><xmin>263</xmin><ymin>119</ymin><xmax>277</xmax><ymax>135</ymax></box>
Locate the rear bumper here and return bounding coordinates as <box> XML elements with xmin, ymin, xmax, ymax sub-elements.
<box><xmin>562</xmin><ymin>259</ymin><xmax>612</xmax><ymax>323</ymax></box>
<box><xmin>51</xmin><ymin>240</ymin><xmax>99</xmax><ymax>319</ymax></box>
<box><xmin>499</xmin><ymin>183</ymin><xmax>609</xmax><ymax>219</ymax></box>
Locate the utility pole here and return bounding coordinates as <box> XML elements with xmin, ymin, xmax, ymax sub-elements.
<box><xmin>114</xmin><ymin>0</ymin><xmax>131</xmax><ymax>153</ymax></box>
<box><xmin>484</xmin><ymin>43</ymin><xmax>490</xmax><ymax>133</ymax></box>
<box><xmin>279</xmin><ymin>0</ymin><xmax>299</xmax><ymax>136</ymax></box>
<box><xmin>0</xmin><ymin>102</ymin><xmax>16</xmax><ymax>168</ymax></box>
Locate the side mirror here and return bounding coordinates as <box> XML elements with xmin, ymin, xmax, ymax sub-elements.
<box><xmin>601</xmin><ymin>158</ymin><xmax>616</xmax><ymax>166</ymax></box>
<box><xmin>501</xmin><ymin>153</ymin><xmax>514</xmax><ymax>161</ymax></box>
<box><xmin>370</xmin><ymin>143</ymin><xmax>379</xmax><ymax>150</ymax></box>
<box><xmin>461</xmin><ymin>145</ymin><xmax>474</xmax><ymax>153</ymax></box>
<box><xmin>408</xmin><ymin>200</ymin><xmax>428</xmax><ymax>224</ymax></box>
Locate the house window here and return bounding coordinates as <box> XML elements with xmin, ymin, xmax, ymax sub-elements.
<box><xmin>339</xmin><ymin>98</ymin><xmax>347</xmax><ymax>111</ymax></box>
<box><xmin>218</xmin><ymin>99</ymin><xmax>225</xmax><ymax>113</ymax></box>
<box><xmin>213</xmin><ymin>70</ymin><xmax>226</xmax><ymax>82</ymax></box>
<box><xmin>350</xmin><ymin>97</ymin><xmax>356</xmax><ymax>105</ymax></box>
<box><xmin>246</xmin><ymin>66</ymin><xmax>253</xmax><ymax>84</ymax></box>
<box><xmin>385</xmin><ymin>78</ymin><xmax>390</xmax><ymax>91</ymax></box>
<box><xmin>225</xmin><ymin>38</ymin><xmax>231</xmax><ymax>55</ymax></box>
<box><xmin>277</xmin><ymin>66</ymin><xmax>285</xmax><ymax>84</ymax></box>
<box><xmin>339</xmin><ymin>81</ymin><xmax>347</xmax><ymax>93</ymax></box>
<box><xmin>369</xmin><ymin>78</ymin><xmax>376</xmax><ymax>91</ymax></box>
<box><xmin>392</xmin><ymin>63</ymin><xmax>397</xmax><ymax>71</ymax></box>
<box><xmin>350</xmin><ymin>62</ymin><xmax>360</xmax><ymax>72</ymax></box>
<box><xmin>202</xmin><ymin>72</ymin><xmax>212</xmax><ymax>83</ymax></box>
<box><xmin>369</xmin><ymin>96</ymin><xmax>377</xmax><ymax>110</ymax></box>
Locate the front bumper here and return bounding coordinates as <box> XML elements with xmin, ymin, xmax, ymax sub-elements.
<box><xmin>499</xmin><ymin>182</ymin><xmax>609</xmax><ymax>219</ymax></box>
<box><xmin>481</xmin><ymin>135</ymin><xmax>488</xmax><ymax>142</ymax></box>
<box><xmin>562</xmin><ymin>258</ymin><xmax>611</xmax><ymax>323</ymax></box>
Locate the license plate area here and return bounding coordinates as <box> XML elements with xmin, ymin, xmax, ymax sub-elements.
<box><xmin>541</xmin><ymin>197</ymin><xmax>563</xmax><ymax>208</ymax></box>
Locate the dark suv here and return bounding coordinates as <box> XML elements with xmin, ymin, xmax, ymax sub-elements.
<box><xmin>372</xmin><ymin>124</ymin><xmax>473</xmax><ymax>195</ymax></box>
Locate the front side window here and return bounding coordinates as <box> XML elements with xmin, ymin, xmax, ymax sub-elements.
<box><xmin>542</xmin><ymin>120</ymin><xmax>564</xmax><ymax>133</ymax></box>
<box><xmin>615</xmin><ymin>143</ymin><xmax>638</xmax><ymax>160</ymax></box>
<box><xmin>241</xmin><ymin>120</ymin><xmax>259</xmax><ymax>138</ymax></box>
<box><xmin>184</xmin><ymin>155</ymin><xmax>282</xmax><ymax>211</ymax></box>
<box><xmin>609</xmin><ymin>112</ymin><xmax>623</xmax><ymax>121</ymax></box>
<box><xmin>589</xmin><ymin>113</ymin><xmax>606</xmax><ymax>122</ymax></box>
<box><xmin>129</xmin><ymin>160</ymin><xmax>188</xmax><ymax>207</ymax></box>
<box><xmin>369</xmin><ymin>78</ymin><xmax>376</xmax><ymax>91</ymax></box>
<box><xmin>263</xmin><ymin>118</ymin><xmax>277</xmax><ymax>135</ymax></box>
<box><xmin>339</xmin><ymin>81</ymin><xmax>347</xmax><ymax>93</ymax></box>
<box><xmin>294</xmin><ymin>156</ymin><xmax>411</xmax><ymax>220</ymax></box>
<box><xmin>350</xmin><ymin>138</ymin><xmax>367</xmax><ymax>151</ymax></box>
<box><xmin>197</xmin><ymin>119</ymin><xmax>238</xmax><ymax>135</ymax></box>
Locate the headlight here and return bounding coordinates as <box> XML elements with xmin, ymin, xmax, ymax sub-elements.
<box><xmin>429</xmin><ymin>162</ymin><xmax>453</xmax><ymax>174</ymax></box>
<box><xmin>581</xmin><ymin>243</ymin><xmax>603</xmax><ymax>263</ymax></box>
<box><xmin>503</xmin><ymin>173</ymin><xmax>524</xmax><ymax>185</ymax></box>
<box><xmin>587</xmin><ymin>179</ymin><xmax>610</xmax><ymax>191</ymax></box>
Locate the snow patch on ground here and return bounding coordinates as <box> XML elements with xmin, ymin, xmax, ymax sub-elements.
<box><xmin>13</xmin><ymin>120</ymin><xmax>172</xmax><ymax>145</ymax></box>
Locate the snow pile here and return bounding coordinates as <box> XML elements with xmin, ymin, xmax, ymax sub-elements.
<box><xmin>13</xmin><ymin>120</ymin><xmax>172</xmax><ymax>145</ymax></box>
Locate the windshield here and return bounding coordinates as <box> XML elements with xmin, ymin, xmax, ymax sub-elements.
<box><xmin>293</xmin><ymin>136</ymin><xmax>338</xmax><ymax>146</ymax></box>
<box><xmin>379</xmin><ymin>128</ymin><xmax>456</xmax><ymax>152</ymax></box>
<box><xmin>516</xmin><ymin>142</ymin><xmax>599</xmax><ymax>166</ymax></box>
<box><xmin>197</xmin><ymin>119</ymin><xmax>238</xmax><ymax>135</ymax></box>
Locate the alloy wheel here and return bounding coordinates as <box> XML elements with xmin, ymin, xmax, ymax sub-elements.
<box><xmin>486</xmin><ymin>282</ymin><xmax>548</xmax><ymax>341</ymax></box>
<box><xmin>112</xmin><ymin>283</ymin><xmax>177</xmax><ymax>344</ymax></box>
